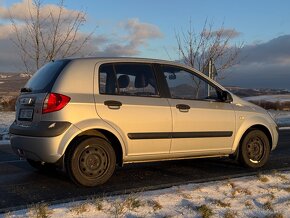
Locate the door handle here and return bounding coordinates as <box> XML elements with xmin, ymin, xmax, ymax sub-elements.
<box><xmin>176</xmin><ymin>104</ymin><xmax>190</xmax><ymax>112</ymax></box>
<box><xmin>104</xmin><ymin>100</ymin><xmax>122</xmax><ymax>109</ymax></box>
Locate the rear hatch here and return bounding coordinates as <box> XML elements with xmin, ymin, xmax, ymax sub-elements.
<box><xmin>15</xmin><ymin>60</ymin><xmax>70</xmax><ymax>126</ymax></box>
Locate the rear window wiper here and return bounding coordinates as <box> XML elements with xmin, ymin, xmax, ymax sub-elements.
<box><xmin>20</xmin><ymin>87</ymin><xmax>32</xmax><ymax>93</ymax></box>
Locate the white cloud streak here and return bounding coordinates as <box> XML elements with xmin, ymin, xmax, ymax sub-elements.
<box><xmin>202</xmin><ymin>28</ymin><xmax>241</xmax><ymax>39</ymax></box>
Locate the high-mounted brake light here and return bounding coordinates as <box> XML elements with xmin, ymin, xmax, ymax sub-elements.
<box><xmin>42</xmin><ymin>93</ymin><xmax>70</xmax><ymax>114</ymax></box>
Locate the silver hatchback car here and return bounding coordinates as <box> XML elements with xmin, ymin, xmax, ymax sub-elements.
<box><xmin>10</xmin><ymin>57</ymin><xmax>279</xmax><ymax>187</ymax></box>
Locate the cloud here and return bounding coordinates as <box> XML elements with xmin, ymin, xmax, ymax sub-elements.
<box><xmin>96</xmin><ymin>44</ymin><xmax>138</xmax><ymax>57</ymax></box>
<box><xmin>213</xmin><ymin>28</ymin><xmax>241</xmax><ymax>38</ymax></box>
<box><xmin>0</xmin><ymin>37</ymin><xmax>23</xmax><ymax>72</ymax></box>
<box><xmin>0</xmin><ymin>0</ymin><xmax>89</xmax><ymax>72</ymax></box>
<box><xmin>202</xmin><ymin>28</ymin><xmax>241</xmax><ymax>39</ymax></box>
<box><xmin>0</xmin><ymin>1</ymin><xmax>163</xmax><ymax>72</ymax></box>
<box><xmin>0</xmin><ymin>24</ymin><xmax>13</xmax><ymax>39</ymax></box>
<box><xmin>90</xmin><ymin>18</ymin><xmax>163</xmax><ymax>57</ymax></box>
<box><xmin>0</xmin><ymin>0</ymin><xmax>82</xmax><ymax>21</ymax></box>
<box><xmin>123</xmin><ymin>18</ymin><xmax>163</xmax><ymax>46</ymax></box>
<box><xmin>237</xmin><ymin>35</ymin><xmax>290</xmax><ymax>64</ymax></box>
<box><xmin>221</xmin><ymin>35</ymin><xmax>290</xmax><ymax>90</ymax></box>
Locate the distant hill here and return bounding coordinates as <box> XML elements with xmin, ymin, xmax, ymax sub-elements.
<box><xmin>1</xmin><ymin>73</ymin><xmax>290</xmax><ymax>111</ymax></box>
<box><xmin>0</xmin><ymin>72</ymin><xmax>31</xmax><ymax>110</ymax></box>
<box><xmin>226</xmin><ymin>86</ymin><xmax>290</xmax><ymax>97</ymax></box>
<box><xmin>0</xmin><ymin>72</ymin><xmax>31</xmax><ymax>93</ymax></box>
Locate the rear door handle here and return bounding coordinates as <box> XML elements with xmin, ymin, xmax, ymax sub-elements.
<box><xmin>104</xmin><ymin>100</ymin><xmax>122</xmax><ymax>109</ymax></box>
<box><xmin>176</xmin><ymin>104</ymin><xmax>190</xmax><ymax>112</ymax></box>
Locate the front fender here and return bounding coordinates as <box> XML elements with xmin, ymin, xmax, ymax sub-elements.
<box><xmin>232</xmin><ymin>114</ymin><xmax>277</xmax><ymax>152</ymax></box>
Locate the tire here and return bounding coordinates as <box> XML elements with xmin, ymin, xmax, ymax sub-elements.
<box><xmin>65</xmin><ymin>137</ymin><xmax>116</xmax><ymax>187</ymax></box>
<box><xmin>238</xmin><ymin>129</ymin><xmax>270</xmax><ymax>168</ymax></box>
<box><xmin>27</xmin><ymin>159</ymin><xmax>56</xmax><ymax>171</ymax></box>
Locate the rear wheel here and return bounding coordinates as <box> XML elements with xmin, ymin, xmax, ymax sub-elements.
<box><xmin>65</xmin><ymin>137</ymin><xmax>116</xmax><ymax>187</ymax></box>
<box><xmin>238</xmin><ymin>129</ymin><xmax>270</xmax><ymax>168</ymax></box>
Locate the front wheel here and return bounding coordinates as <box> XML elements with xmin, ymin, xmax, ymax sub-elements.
<box><xmin>65</xmin><ymin>137</ymin><xmax>116</xmax><ymax>187</ymax></box>
<box><xmin>238</xmin><ymin>130</ymin><xmax>271</xmax><ymax>168</ymax></box>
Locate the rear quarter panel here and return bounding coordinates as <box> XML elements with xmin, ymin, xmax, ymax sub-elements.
<box><xmin>46</xmin><ymin>59</ymin><xmax>127</xmax><ymax>157</ymax></box>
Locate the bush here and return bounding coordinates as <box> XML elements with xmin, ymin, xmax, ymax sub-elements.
<box><xmin>0</xmin><ymin>96</ymin><xmax>17</xmax><ymax>111</ymax></box>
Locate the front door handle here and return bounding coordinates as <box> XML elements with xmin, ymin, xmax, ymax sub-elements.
<box><xmin>176</xmin><ymin>104</ymin><xmax>190</xmax><ymax>112</ymax></box>
<box><xmin>104</xmin><ymin>100</ymin><xmax>122</xmax><ymax>109</ymax></box>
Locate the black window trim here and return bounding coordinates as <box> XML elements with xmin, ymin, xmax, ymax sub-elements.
<box><xmin>98</xmin><ymin>62</ymin><xmax>163</xmax><ymax>98</ymax></box>
<box><xmin>152</xmin><ymin>63</ymin><xmax>171</xmax><ymax>98</ymax></box>
<box><xmin>157</xmin><ymin>64</ymin><xmax>229</xmax><ymax>103</ymax></box>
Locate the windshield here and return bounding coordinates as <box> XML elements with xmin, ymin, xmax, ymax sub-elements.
<box><xmin>24</xmin><ymin>60</ymin><xmax>70</xmax><ymax>93</ymax></box>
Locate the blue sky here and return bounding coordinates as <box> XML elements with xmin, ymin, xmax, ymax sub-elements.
<box><xmin>51</xmin><ymin>0</ymin><xmax>290</xmax><ymax>42</ymax></box>
<box><xmin>0</xmin><ymin>0</ymin><xmax>290</xmax><ymax>89</ymax></box>
<box><xmin>2</xmin><ymin>0</ymin><xmax>290</xmax><ymax>57</ymax></box>
<box><xmin>70</xmin><ymin>1</ymin><xmax>288</xmax><ymax>56</ymax></box>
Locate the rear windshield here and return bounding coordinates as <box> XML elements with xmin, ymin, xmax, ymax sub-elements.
<box><xmin>24</xmin><ymin>60</ymin><xmax>71</xmax><ymax>93</ymax></box>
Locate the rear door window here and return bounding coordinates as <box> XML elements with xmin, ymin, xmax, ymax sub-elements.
<box><xmin>99</xmin><ymin>63</ymin><xmax>159</xmax><ymax>97</ymax></box>
<box><xmin>24</xmin><ymin>60</ymin><xmax>70</xmax><ymax>93</ymax></box>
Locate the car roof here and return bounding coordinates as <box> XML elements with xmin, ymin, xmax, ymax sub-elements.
<box><xmin>64</xmin><ymin>56</ymin><xmax>180</xmax><ymax>65</ymax></box>
<box><xmin>63</xmin><ymin>56</ymin><xmax>198</xmax><ymax>73</ymax></box>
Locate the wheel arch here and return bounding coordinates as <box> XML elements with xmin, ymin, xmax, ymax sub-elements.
<box><xmin>244</xmin><ymin>125</ymin><xmax>272</xmax><ymax>149</ymax></box>
<box><xmin>232</xmin><ymin>124</ymin><xmax>273</xmax><ymax>158</ymax></box>
<box><xmin>63</xmin><ymin>128</ymin><xmax>124</xmax><ymax>167</ymax></box>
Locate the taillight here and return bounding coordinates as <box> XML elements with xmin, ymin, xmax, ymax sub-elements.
<box><xmin>42</xmin><ymin>93</ymin><xmax>70</xmax><ymax>114</ymax></box>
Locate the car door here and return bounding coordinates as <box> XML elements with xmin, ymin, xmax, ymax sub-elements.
<box><xmin>160</xmin><ymin>65</ymin><xmax>235</xmax><ymax>155</ymax></box>
<box><xmin>95</xmin><ymin>62</ymin><xmax>172</xmax><ymax>157</ymax></box>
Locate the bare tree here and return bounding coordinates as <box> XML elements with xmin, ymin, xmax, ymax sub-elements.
<box><xmin>176</xmin><ymin>19</ymin><xmax>243</xmax><ymax>79</ymax></box>
<box><xmin>9</xmin><ymin>0</ymin><xmax>94</xmax><ymax>73</ymax></box>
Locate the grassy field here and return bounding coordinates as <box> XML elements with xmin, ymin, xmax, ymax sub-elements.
<box><xmin>4</xmin><ymin>170</ymin><xmax>290</xmax><ymax>218</ymax></box>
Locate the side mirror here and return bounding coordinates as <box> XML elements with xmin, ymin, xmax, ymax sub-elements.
<box><xmin>222</xmin><ymin>91</ymin><xmax>233</xmax><ymax>103</ymax></box>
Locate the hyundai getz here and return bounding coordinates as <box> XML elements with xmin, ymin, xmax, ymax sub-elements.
<box><xmin>9</xmin><ymin>58</ymin><xmax>279</xmax><ymax>187</ymax></box>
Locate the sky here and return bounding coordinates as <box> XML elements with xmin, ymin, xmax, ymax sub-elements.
<box><xmin>0</xmin><ymin>0</ymin><xmax>290</xmax><ymax>89</ymax></box>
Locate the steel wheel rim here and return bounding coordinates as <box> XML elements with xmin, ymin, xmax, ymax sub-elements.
<box><xmin>79</xmin><ymin>145</ymin><xmax>110</xmax><ymax>179</ymax></box>
<box><xmin>246</xmin><ymin>136</ymin><xmax>265</xmax><ymax>163</ymax></box>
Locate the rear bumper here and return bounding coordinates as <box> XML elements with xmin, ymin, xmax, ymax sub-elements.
<box><xmin>10</xmin><ymin>134</ymin><xmax>62</xmax><ymax>163</ymax></box>
<box><xmin>10</xmin><ymin>123</ymin><xmax>80</xmax><ymax>163</ymax></box>
<box><xmin>9</xmin><ymin>121</ymin><xmax>71</xmax><ymax>137</ymax></box>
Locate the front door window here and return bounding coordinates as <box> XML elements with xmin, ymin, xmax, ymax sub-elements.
<box><xmin>162</xmin><ymin>65</ymin><xmax>222</xmax><ymax>101</ymax></box>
